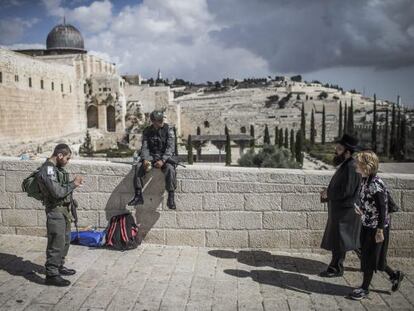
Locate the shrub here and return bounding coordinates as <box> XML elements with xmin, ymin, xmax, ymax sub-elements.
<box><xmin>238</xmin><ymin>145</ymin><xmax>300</xmax><ymax>169</ymax></box>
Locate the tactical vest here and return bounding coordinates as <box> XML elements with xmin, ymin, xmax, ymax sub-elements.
<box><xmin>146</xmin><ymin>124</ymin><xmax>170</xmax><ymax>156</ymax></box>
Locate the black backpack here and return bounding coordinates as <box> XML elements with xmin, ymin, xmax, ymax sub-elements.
<box><xmin>105</xmin><ymin>213</ymin><xmax>140</xmax><ymax>250</ymax></box>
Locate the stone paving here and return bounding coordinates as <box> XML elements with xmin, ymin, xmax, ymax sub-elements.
<box><xmin>1</xmin><ymin>235</ymin><xmax>414</xmax><ymax>311</ymax></box>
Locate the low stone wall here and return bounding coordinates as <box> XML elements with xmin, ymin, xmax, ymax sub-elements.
<box><xmin>1</xmin><ymin>157</ymin><xmax>413</xmax><ymax>257</ymax></box>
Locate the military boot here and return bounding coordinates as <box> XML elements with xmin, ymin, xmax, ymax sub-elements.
<box><xmin>128</xmin><ymin>191</ymin><xmax>144</xmax><ymax>206</ymax></box>
<box><xmin>167</xmin><ymin>191</ymin><xmax>176</xmax><ymax>209</ymax></box>
<box><xmin>45</xmin><ymin>275</ymin><xmax>71</xmax><ymax>287</ymax></box>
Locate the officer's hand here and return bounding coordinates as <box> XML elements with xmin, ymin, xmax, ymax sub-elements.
<box><xmin>74</xmin><ymin>175</ymin><xmax>84</xmax><ymax>187</ymax></box>
<box><xmin>154</xmin><ymin>160</ymin><xmax>164</xmax><ymax>168</ymax></box>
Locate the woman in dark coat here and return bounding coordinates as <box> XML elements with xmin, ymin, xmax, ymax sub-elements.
<box><xmin>349</xmin><ymin>150</ymin><xmax>404</xmax><ymax>300</ymax></box>
<box><xmin>319</xmin><ymin>134</ymin><xmax>361</xmax><ymax>277</ymax></box>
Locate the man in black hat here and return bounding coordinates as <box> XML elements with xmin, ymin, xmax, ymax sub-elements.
<box><xmin>128</xmin><ymin>110</ymin><xmax>177</xmax><ymax>209</ymax></box>
<box><xmin>319</xmin><ymin>134</ymin><xmax>361</xmax><ymax>277</ymax></box>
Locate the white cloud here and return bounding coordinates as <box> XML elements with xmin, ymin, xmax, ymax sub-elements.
<box><xmin>84</xmin><ymin>0</ymin><xmax>269</xmax><ymax>81</ymax></box>
<box><xmin>2</xmin><ymin>43</ymin><xmax>45</xmax><ymax>50</ymax></box>
<box><xmin>67</xmin><ymin>0</ymin><xmax>112</xmax><ymax>32</ymax></box>
<box><xmin>0</xmin><ymin>17</ymin><xmax>40</xmax><ymax>45</ymax></box>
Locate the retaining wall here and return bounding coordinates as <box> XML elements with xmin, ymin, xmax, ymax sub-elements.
<box><xmin>0</xmin><ymin>157</ymin><xmax>413</xmax><ymax>257</ymax></box>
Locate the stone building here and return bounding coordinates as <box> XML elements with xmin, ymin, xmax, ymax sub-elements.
<box><xmin>0</xmin><ymin>22</ymin><xmax>127</xmax><ymax>155</ymax></box>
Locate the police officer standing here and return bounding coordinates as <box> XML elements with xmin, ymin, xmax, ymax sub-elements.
<box><xmin>37</xmin><ymin>144</ymin><xmax>83</xmax><ymax>286</ymax></box>
<box><xmin>128</xmin><ymin>110</ymin><xmax>177</xmax><ymax>209</ymax></box>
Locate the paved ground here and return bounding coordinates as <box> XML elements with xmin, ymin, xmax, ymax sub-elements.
<box><xmin>1</xmin><ymin>235</ymin><xmax>414</xmax><ymax>311</ymax></box>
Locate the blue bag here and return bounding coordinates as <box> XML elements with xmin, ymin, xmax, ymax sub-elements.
<box><xmin>70</xmin><ymin>230</ymin><xmax>106</xmax><ymax>247</ymax></box>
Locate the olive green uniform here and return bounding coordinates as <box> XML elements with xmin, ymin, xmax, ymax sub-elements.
<box><xmin>37</xmin><ymin>160</ymin><xmax>76</xmax><ymax>277</ymax></box>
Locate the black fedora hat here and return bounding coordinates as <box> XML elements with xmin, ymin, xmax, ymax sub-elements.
<box><xmin>335</xmin><ymin>134</ymin><xmax>360</xmax><ymax>151</ymax></box>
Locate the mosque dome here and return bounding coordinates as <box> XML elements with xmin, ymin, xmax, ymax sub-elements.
<box><xmin>46</xmin><ymin>23</ymin><xmax>85</xmax><ymax>52</ymax></box>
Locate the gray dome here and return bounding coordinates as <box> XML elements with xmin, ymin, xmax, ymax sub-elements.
<box><xmin>46</xmin><ymin>24</ymin><xmax>85</xmax><ymax>51</ymax></box>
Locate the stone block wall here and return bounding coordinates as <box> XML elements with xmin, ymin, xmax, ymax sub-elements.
<box><xmin>0</xmin><ymin>48</ymin><xmax>86</xmax><ymax>149</ymax></box>
<box><xmin>1</xmin><ymin>157</ymin><xmax>413</xmax><ymax>257</ymax></box>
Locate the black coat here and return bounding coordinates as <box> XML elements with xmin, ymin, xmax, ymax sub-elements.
<box><xmin>321</xmin><ymin>157</ymin><xmax>362</xmax><ymax>252</ymax></box>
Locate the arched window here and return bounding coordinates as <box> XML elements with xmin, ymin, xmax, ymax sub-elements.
<box><xmin>87</xmin><ymin>106</ymin><xmax>98</xmax><ymax>128</ymax></box>
<box><xmin>240</xmin><ymin>126</ymin><xmax>246</xmax><ymax>134</ymax></box>
<box><xmin>204</xmin><ymin>121</ymin><xmax>210</xmax><ymax>128</ymax></box>
<box><xmin>107</xmin><ymin>105</ymin><xmax>116</xmax><ymax>132</ymax></box>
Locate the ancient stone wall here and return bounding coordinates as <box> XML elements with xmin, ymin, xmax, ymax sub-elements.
<box><xmin>0</xmin><ymin>48</ymin><xmax>86</xmax><ymax>151</ymax></box>
<box><xmin>1</xmin><ymin>157</ymin><xmax>413</xmax><ymax>257</ymax></box>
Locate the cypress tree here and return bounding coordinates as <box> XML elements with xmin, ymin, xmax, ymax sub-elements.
<box><xmin>348</xmin><ymin>98</ymin><xmax>354</xmax><ymax>136</ymax></box>
<box><xmin>275</xmin><ymin>126</ymin><xmax>279</xmax><ymax>145</ymax></box>
<box><xmin>225</xmin><ymin>133</ymin><xmax>231</xmax><ymax>166</ymax></box>
<box><xmin>225</xmin><ymin>125</ymin><xmax>229</xmax><ymax>136</ymax></box>
<box><xmin>284</xmin><ymin>128</ymin><xmax>289</xmax><ymax>148</ymax></box>
<box><xmin>295</xmin><ymin>130</ymin><xmax>303</xmax><ymax>165</ymax></box>
<box><xmin>395</xmin><ymin>108</ymin><xmax>402</xmax><ymax>159</ymax></box>
<box><xmin>338</xmin><ymin>101</ymin><xmax>343</xmax><ymax>138</ymax></box>
<box><xmin>250</xmin><ymin>125</ymin><xmax>255</xmax><ymax>149</ymax></box>
<box><xmin>264</xmin><ymin>124</ymin><xmax>270</xmax><ymax>145</ymax></box>
<box><xmin>173</xmin><ymin>126</ymin><xmax>178</xmax><ymax>155</ymax></box>
<box><xmin>290</xmin><ymin>128</ymin><xmax>295</xmax><ymax>156</ymax></box>
<box><xmin>322</xmin><ymin>105</ymin><xmax>326</xmax><ymax>145</ymax></box>
<box><xmin>343</xmin><ymin>102</ymin><xmax>348</xmax><ymax>135</ymax></box>
<box><xmin>310</xmin><ymin>109</ymin><xmax>316</xmax><ymax>145</ymax></box>
<box><xmin>300</xmin><ymin>103</ymin><xmax>306</xmax><ymax>140</ymax></box>
<box><xmin>372</xmin><ymin>94</ymin><xmax>377</xmax><ymax>152</ymax></box>
<box><xmin>390</xmin><ymin>103</ymin><xmax>396</xmax><ymax>157</ymax></box>
<box><xmin>399</xmin><ymin>114</ymin><xmax>407</xmax><ymax>160</ymax></box>
<box><xmin>278</xmin><ymin>128</ymin><xmax>284</xmax><ymax>148</ymax></box>
<box><xmin>187</xmin><ymin>135</ymin><xmax>193</xmax><ymax>164</ymax></box>
<box><xmin>383</xmin><ymin>109</ymin><xmax>389</xmax><ymax>157</ymax></box>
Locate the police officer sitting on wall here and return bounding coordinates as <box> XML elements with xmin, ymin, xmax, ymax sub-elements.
<box><xmin>37</xmin><ymin>144</ymin><xmax>84</xmax><ymax>287</ymax></box>
<box><xmin>128</xmin><ymin>110</ymin><xmax>177</xmax><ymax>209</ymax></box>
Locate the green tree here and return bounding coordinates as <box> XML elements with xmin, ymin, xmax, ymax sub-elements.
<box><xmin>399</xmin><ymin>114</ymin><xmax>407</xmax><ymax>160</ymax></box>
<box><xmin>310</xmin><ymin>109</ymin><xmax>316</xmax><ymax>145</ymax></box>
<box><xmin>290</xmin><ymin>128</ymin><xmax>295</xmax><ymax>156</ymax></box>
<box><xmin>275</xmin><ymin>126</ymin><xmax>279</xmax><ymax>145</ymax></box>
<box><xmin>284</xmin><ymin>128</ymin><xmax>289</xmax><ymax>148</ymax></box>
<box><xmin>278</xmin><ymin>128</ymin><xmax>284</xmax><ymax>148</ymax></box>
<box><xmin>390</xmin><ymin>103</ymin><xmax>396</xmax><ymax>157</ymax></box>
<box><xmin>187</xmin><ymin>135</ymin><xmax>193</xmax><ymax>164</ymax></box>
<box><xmin>338</xmin><ymin>101</ymin><xmax>343</xmax><ymax>138</ymax></box>
<box><xmin>322</xmin><ymin>105</ymin><xmax>326</xmax><ymax>144</ymax></box>
<box><xmin>225</xmin><ymin>133</ymin><xmax>232</xmax><ymax>166</ymax></box>
<box><xmin>295</xmin><ymin>130</ymin><xmax>304</xmax><ymax>166</ymax></box>
<box><xmin>348</xmin><ymin>98</ymin><xmax>354</xmax><ymax>136</ymax></box>
<box><xmin>343</xmin><ymin>102</ymin><xmax>348</xmax><ymax>135</ymax></box>
<box><xmin>264</xmin><ymin>124</ymin><xmax>270</xmax><ymax>145</ymax></box>
<box><xmin>301</xmin><ymin>103</ymin><xmax>306</xmax><ymax>140</ymax></box>
<box><xmin>372</xmin><ymin>94</ymin><xmax>377</xmax><ymax>152</ymax></box>
<box><xmin>81</xmin><ymin>130</ymin><xmax>93</xmax><ymax>156</ymax></box>
<box><xmin>383</xmin><ymin>109</ymin><xmax>389</xmax><ymax>157</ymax></box>
<box><xmin>395</xmin><ymin>108</ymin><xmax>402</xmax><ymax>159</ymax></box>
<box><xmin>250</xmin><ymin>125</ymin><xmax>255</xmax><ymax>149</ymax></box>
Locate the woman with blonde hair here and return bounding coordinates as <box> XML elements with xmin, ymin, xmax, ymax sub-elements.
<box><xmin>349</xmin><ymin>150</ymin><xmax>404</xmax><ymax>300</ymax></box>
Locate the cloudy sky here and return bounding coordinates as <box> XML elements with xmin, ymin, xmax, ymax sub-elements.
<box><xmin>1</xmin><ymin>0</ymin><xmax>413</xmax><ymax>106</ymax></box>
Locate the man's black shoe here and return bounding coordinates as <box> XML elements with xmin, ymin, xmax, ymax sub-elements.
<box><xmin>167</xmin><ymin>191</ymin><xmax>176</xmax><ymax>209</ymax></box>
<box><xmin>59</xmin><ymin>266</ymin><xmax>76</xmax><ymax>276</ymax></box>
<box><xmin>319</xmin><ymin>270</ymin><xmax>344</xmax><ymax>278</ymax></box>
<box><xmin>391</xmin><ymin>271</ymin><xmax>404</xmax><ymax>292</ymax></box>
<box><xmin>45</xmin><ymin>275</ymin><xmax>71</xmax><ymax>287</ymax></box>
<box><xmin>128</xmin><ymin>193</ymin><xmax>144</xmax><ymax>206</ymax></box>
